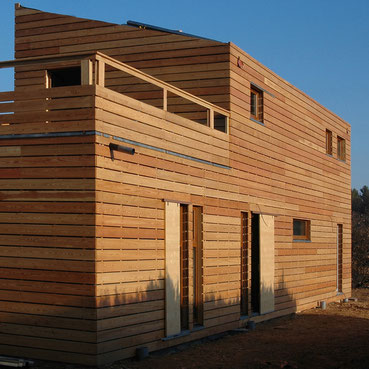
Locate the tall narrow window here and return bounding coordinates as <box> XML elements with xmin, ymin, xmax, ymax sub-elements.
<box><xmin>250</xmin><ymin>85</ymin><xmax>263</xmax><ymax>122</ymax></box>
<box><xmin>293</xmin><ymin>219</ymin><xmax>310</xmax><ymax>241</ymax></box>
<box><xmin>251</xmin><ymin>213</ymin><xmax>260</xmax><ymax>314</ymax></box>
<box><xmin>337</xmin><ymin>136</ymin><xmax>346</xmax><ymax>161</ymax></box>
<box><xmin>193</xmin><ymin>206</ymin><xmax>203</xmax><ymax>326</ymax></box>
<box><xmin>326</xmin><ymin>129</ymin><xmax>332</xmax><ymax>155</ymax></box>
<box><xmin>337</xmin><ymin>224</ymin><xmax>343</xmax><ymax>293</ymax></box>
<box><xmin>241</xmin><ymin>212</ymin><xmax>250</xmax><ymax>316</ymax></box>
<box><xmin>180</xmin><ymin>205</ymin><xmax>189</xmax><ymax>330</ymax></box>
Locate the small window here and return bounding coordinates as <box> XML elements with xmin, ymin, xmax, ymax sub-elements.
<box><xmin>250</xmin><ymin>85</ymin><xmax>263</xmax><ymax>122</ymax></box>
<box><xmin>293</xmin><ymin>219</ymin><xmax>310</xmax><ymax>241</ymax></box>
<box><xmin>47</xmin><ymin>67</ymin><xmax>81</xmax><ymax>88</ymax></box>
<box><xmin>337</xmin><ymin>136</ymin><xmax>346</xmax><ymax>161</ymax></box>
<box><xmin>325</xmin><ymin>129</ymin><xmax>332</xmax><ymax>155</ymax></box>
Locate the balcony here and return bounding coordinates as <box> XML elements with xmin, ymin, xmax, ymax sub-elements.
<box><xmin>0</xmin><ymin>52</ymin><xmax>230</xmax><ymax>168</ymax></box>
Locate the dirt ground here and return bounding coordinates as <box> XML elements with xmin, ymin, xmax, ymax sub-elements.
<box><xmin>120</xmin><ymin>289</ymin><xmax>369</xmax><ymax>369</ymax></box>
<box><xmin>16</xmin><ymin>289</ymin><xmax>369</xmax><ymax>369</ymax></box>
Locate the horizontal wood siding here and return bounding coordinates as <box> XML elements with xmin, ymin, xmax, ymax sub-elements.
<box><xmin>0</xmin><ymin>86</ymin><xmax>98</xmax><ymax>365</ymax></box>
<box><xmin>3</xmin><ymin>4</ymin><xmax>351</xmax><ymax>366</ymax></box>
<box><xmin>14</xmin><ymin>6</ymin><xmax>230</xmax><ymax>117</ymax></box>
<box><xmin>93</xmin><ymin>86</ymin><xmax>235</xmax><ymax>364</ymax></box>
<box><xmin>229</xmin><ymin>42</ymin><xmax>351</xmax><ymax>314</ymax></box>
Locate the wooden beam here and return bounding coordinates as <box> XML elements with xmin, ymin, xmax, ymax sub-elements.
<box><xmin>0</xmin><ymin>51</ymin><xmax>97</xmax><ymax>69</ymax></box>
<box><xmin>95</xmin><ymin>52</ymin><xmax>230</xmax><ymax>118</ymax></box>
<box><xmin>81</xmin><ymin>59</ymin><xmax>92</xmax><ymax>85</ymax></box>
<box><xmin>208</xmin><ymin>109</ymin><xmax>214</xmax><ymax>129</ymax></box>
<box><xmin>95</xmin><ymin>60</ymin><xmax>105</xmax><ymax>87</ymax></box>
<box><xmin>163</xmin><ymin>88</ymin><xmax>167</xmax><ymax>111</ymax></box>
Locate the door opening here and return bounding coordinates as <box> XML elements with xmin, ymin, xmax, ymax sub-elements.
<box><xmin>193</xmin><ymin>206</ymin><xmax>203</xmax><ymax>326</ymax></box>
<box><xmin>251</xmin><ymin>213</ymin><xmax>260</xmax><ymax>314</ymax></box>
<box><xmin>241</xmin><ymin>212</ymin><xmax>250</xmax><ymax>316</ymax></box>
<box><xmin>337</xmin><ymin>224</ymin><xmax>343</xmax><ymax>293</ymax></box>
<box><xmin>180</xmin><ymin>204</ymin><xmax>189</xmax><ymax>330</ymax></box>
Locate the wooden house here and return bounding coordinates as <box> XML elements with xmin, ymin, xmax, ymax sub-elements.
<box><xmin>0</xmin><ymin>3</ymin><xmax>351</xmax><ymax>366</ymax></box>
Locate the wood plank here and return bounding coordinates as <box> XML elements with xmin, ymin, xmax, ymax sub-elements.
<box><xmin>0</xmin><ymin>5</ymin><xmax>352</xmax><ymax>365</ymax></box>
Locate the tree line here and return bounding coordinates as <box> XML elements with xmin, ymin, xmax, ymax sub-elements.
<box><xmin>352</xmin><ymin>185</ymin><xmax>369</xmax><ymax>287</ymax></box>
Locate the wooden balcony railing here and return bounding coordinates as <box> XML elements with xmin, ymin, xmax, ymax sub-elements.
<box><xmin>0</xmin><ymin>51</ymin><xmax>230</xmax><ymax>133</ymax></box>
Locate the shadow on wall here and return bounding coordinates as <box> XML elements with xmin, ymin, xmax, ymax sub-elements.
<box><xmin>0</xmin><ymin>264</ymin><xmax>297</xmax><ymax>366</ymax></box>
<box><xmin>94</xmin><ymin>268</ymin><xmax>297</xmax><ymax>364</ymax></box>
<box><xmin>118</xmin><ymin>306</ymin><xmax>369</xmax><ymax>369</ymax></box>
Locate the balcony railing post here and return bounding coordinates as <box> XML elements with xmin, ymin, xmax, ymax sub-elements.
<box><xmin>95</xmin><ymin>60</ymin><xmax>105</xmax><ymax>87</ymax></box>
<box><xmin>81</xmin><ymin>59</ymin><xmax>93</xmax><ymax>85</ymax></box>
<box><xmin>163</xmin><ymin>88</ymin><xmax>167</xmax><ymax>111</ymax></box>
<box><xmin>208</xmin><ymin>109</ymin><xmax>214</xmax><ymax>129</ymax></box>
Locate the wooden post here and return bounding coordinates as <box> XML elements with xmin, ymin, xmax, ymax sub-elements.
<box><xmin>163</xmin><ymin>88</ymin><xmax>167</xmax><ymax>111</ymax></box>
<box><xmin>208</xmin><ymin>109</ymin><xmax>214</xmax><ymax>129</ymax></box>
<box><xmin>81</xmin><ymin>59</ymin><xmax>93</xmax><ymax>85</ymax></box>
<box><xmin>225</xmin><ymin>116</ymin><xmax>229</xmax><ymax>134</ymax></box>
<box><xmin>95</xmin><ymin>60</ymin><xmax>105</xmax><ymax>87</ymax></box>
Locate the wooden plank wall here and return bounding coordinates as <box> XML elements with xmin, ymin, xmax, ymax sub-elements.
<box><xmin>229</xmin><ymin>42</ymin><xmax>351</xmax><ymax>314</ymax></box>
<box><xmin>7</xmin><ymin>4</ymin><xmax>352</xmax><ymax>366</ymax></box>
<box><xmin>14</xmin><ymin>5</ymin><xmax>231</xmax><ymax>125</ymax></box>
<box><xmin>0</xmin><ymin>86</ymin><xmax>98</xmax><ymax>365</ymax></box>
<box><xmin>94</xmin><ymin>87</ymin><xmax>240</xmax><ymax>364</ymax></box>
<box><xmin>93</xmin><ymin>78</ymin><xmax>349</xmax><ymax>363</ymax></box>
<box><xmin>94</xmin><ymin>43</ymin><xmax>351</xmax><ymax>363</ymax></box>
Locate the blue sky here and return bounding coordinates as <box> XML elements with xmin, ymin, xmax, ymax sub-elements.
<box><xmin>0</xmin><ymin>0</ymin><xmax>368</xmax><ymax>190</ymax></box>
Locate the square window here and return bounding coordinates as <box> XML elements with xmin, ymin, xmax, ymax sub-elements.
<box><xmin>250</xmin><ymin>85</ymin><xmax>263</xmax><ymax>122</ymax></box>
<box><xmin>47</xmin><ymin>67</ymin><xmax>81</xmax><ymax>88</ymax></box>
<box><xmin>293</xmin><ymin>219</ymin><xmax>310</xmax><ymax>241</ymax></box>
<box><xmin>325</xmin><ymin>129</ymin><xmax>332</xmax><ymax>155</ymax></box>
<box><xmin>337</xmin><ymin>136</ymin><xmax>346</xmax><ymax>161</ymax></box>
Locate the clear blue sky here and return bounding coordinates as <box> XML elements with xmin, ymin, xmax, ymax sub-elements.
<box><xmin>0</xmin><ymin>0</ymin><xmax>368</xmax><ymax>190</ymax></box>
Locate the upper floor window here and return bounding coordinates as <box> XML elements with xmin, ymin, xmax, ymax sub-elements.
<box><xmin>250</xmin><ymin>85</ymin><xmax>263</xmax><ymax>122</ymax></box>
<box><xmin>337</xmin><ymin>136</ymin><xmax>346</xmax><ymax>161</ymax></box>
<box><xmin>293</xmin><ymin>219</ymin><xmax>310</xmax><ymax>241</ymax></box>
<box><xmin>325</xmin><ymin>129</ymin><xmax>332</xmax><ymax>155</ymax></box>
<box><xmin>47</xmin><ymin>67</ymin><xmax>81</xmax><ymax>88</ymax></box>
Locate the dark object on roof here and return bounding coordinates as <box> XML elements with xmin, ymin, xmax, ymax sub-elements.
<box><xmin>126</xmin><ymin>20</ymin><xmax>217</xmax><ymax>41</ymax></box>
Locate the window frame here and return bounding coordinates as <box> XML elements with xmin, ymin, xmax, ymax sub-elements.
<box><xmin>337</xmin><ymin>136</ymin><xmax>346</xmax><ymax>161</ymax></box>
<box><xmin>180</xmin><ymin>204</ymin><xmax>189</xmax><ymax>330</ymax></box>
<box><xmin>325</xmin><ymin>129</ymin><xmax>332</xmax><ymax>155</ymax></box>
<box><xmin>293</xmin><ymin>219</ymin><xmax>311</xmax><ymax>241</ymax></box>
<box><xmin>250</xmin><ymin>85</ymin><xmax>263</xmax><ymax>122</ymax></box>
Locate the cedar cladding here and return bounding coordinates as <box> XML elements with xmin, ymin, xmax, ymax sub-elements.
<box><xmin>0</xmin><ymin>4</ymin><xmax>351</xmax><ymax>366</ymax></box>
